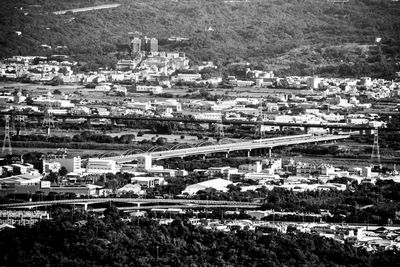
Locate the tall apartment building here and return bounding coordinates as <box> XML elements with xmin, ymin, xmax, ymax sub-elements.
<box><xmin>131</xmin><ymin>37</ymin><xmax>141</xmax><ymax>53</ymax></box>
<box><xmin>130</xmin><ymin>36</ymin><xmax>158</xmax><ymax>53</ymax></box>
<box><xmin>150</xmin><ymin>38</ymin><xmax>158</xmax><ymax>52</ymax></box>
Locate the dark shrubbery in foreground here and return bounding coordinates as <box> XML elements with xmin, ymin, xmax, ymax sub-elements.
<box><xmin>0</xmin><ymin>207</ymin><xmax>400</xmax><ymax>267</ymax></box>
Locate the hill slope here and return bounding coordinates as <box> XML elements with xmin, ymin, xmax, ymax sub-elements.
<box><xmin>1</xmin><ymin>0</ymin><xmax>400</xmax><ymax>77</ymax></box>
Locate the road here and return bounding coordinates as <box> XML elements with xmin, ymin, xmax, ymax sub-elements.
<box><xmin>53</xmin><ymin>4</ymin><xmax>121</xmax><ymax>15</ymax></box>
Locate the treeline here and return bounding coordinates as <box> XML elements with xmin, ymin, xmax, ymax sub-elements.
<box><xmin>1</xmin><ymin>0</ymin><xmax>400</xmax><ymax>76</ymax></box>
<box><xmin>352</xmin><ymin>132</ymin><xmax>400</xmax><ymax>151</ymax></box>
<box><xmin>259</xmin><ymin>180</ymin><xmax>400</xmax><ymax>225</ymax></box>
<box><xmin>10</xmin><ymin>132</ymin><xmax>135</xmax><ymax>144</ymax></box>
<box><xmin>0</xmin><ymin>207</ymin><xmax>399</xmax><ymax>266</ymax></box>
<box><xmin>158</xmin><ymin>157</ymin><xmax>254</xmax><ymax>172</ymax></box>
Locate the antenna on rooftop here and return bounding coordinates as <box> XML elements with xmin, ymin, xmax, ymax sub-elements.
<box><xmin>371</xmin><ymin>127</ymin><xmax>381</xmax><ymax>165</ymax></box>
<box><xmin>2</xmin><ymin>115</ymin><xmax>12</xmax><ymax>155</ymax></box>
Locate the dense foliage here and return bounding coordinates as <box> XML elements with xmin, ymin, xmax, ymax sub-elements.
<box><xmin>1</xmin><ymin>0</ymin><xmax>400</xmax><ymax>77</ymax></box>
<box><xmin>1</xmin><ymin>207</ymin><xmax>400</xmax><ymax>266</ymax></box>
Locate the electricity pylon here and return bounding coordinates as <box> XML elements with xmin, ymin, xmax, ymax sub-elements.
<box><xmin>371</xmin><ymin>127</ymin><xmax>381</xmax><ymax>164</ymax></box>
<box><xmin>2</xmin><ymin>115</ymin><xmax>12</xmax><ymax>155</ymax></box>
<box><xmin>254</xmin><ymin>99</ymin><xmax>266</xmax><ymax>139</ymax></box>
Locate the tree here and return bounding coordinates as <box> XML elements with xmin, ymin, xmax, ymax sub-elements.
<box><xmin>46</xmin><ymin>171</ymin><xmax>59</xmax><ymax>184</ymax></box>
<box><xmin>58</xmin><ymin>67</ymin><xmax>69</xmax><ymax>76</ymax></box>
<box><xmin>155</xmin><ymin>137</ymin><xmax>167</xmax><ymax>146</ymax></box>
<box><xmin>53</xmin><ymin>89</ymin><xmax>62</xmax><ymax>95</ymax></box>
<box><xmin>58</xmin><ymin>166</ymin><xmax>68</xmax><ymax>177</ymax></box>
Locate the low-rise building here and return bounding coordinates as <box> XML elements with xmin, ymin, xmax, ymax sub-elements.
<box><xmin>131</xmin><ymin>177</ymin><xmax>166</xmax><ymax>188</ymax></box>
<box><xmin>86</xmin><ymin>159</ymin><xmax>117</xmax><ymax>174</ymax></box>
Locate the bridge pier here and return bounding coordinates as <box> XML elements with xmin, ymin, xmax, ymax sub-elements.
<box><xmin>225</xmin><ymin>152</ymin><xmax>229</xmax><ymax>158</ymax></box>
<box><xmin>304</xmin><ymin>126</ymin><xmax>309</xmax><ymax>134</ymax></box>
<box><xmin>329</xmin><ymin>128</ymin><xmax>333</xmax><ymax>134</ymax></box>
<box><xmin>268</xmin><ymin>148</ymin><xmax>272</xmax><ymax>158</ymax></box>
<box><xmin>247</xmin><ymin>150</ymin><xmax>251</xmax><ymax>157</ymax></box>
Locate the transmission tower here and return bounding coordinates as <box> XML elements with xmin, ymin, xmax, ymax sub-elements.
<box><xmin>371</xmin><ymin>127</ymin><xmax>381</xmax><ymax>164</ymax></box>
<box><xmin>254</xmin><ymin>98</ymin><xmax>266</xmax><ymax>139</ymax></box>
<box><xmin>42</xmin><ymin>91</ymin><xmax>55</xmax><ymax>136</ymax></box>
<box><xmin>14</xmin><ymin>114</ymin><xmax>26</xmax><ymax>136</ymax></box>
<box><xmin>214</xmin><ymin>113</ymin><xmax>225</xmax><ymax>142</ymax></box>
<box><xmin>2</xmin><ymin>115</ymin><xmax>12</xmax><ymax>155</ymax></box>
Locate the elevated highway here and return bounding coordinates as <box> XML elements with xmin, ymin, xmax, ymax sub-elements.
<box><xmin>0</xmin><ymin>198</ymin><xmax>261</xmax><ymax>210</ymax></box>
<box><xmin>101</xmin><ymin>134</ymin><xmax>350</xmax><ymax>163</ymax></box>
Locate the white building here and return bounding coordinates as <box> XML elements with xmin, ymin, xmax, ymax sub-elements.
<box><xmin>131</xmin><ymin>177</ymin><xmax>166</xmax><ymax>188</ymax></box>
<box><xmin>307</xmin><ymin>76</ymin><xmax>321</xmax><ymax>90</ymax></box>
<box><xmin>136</xmin><ymin>85</ymin><xmax>163</xmax><ymax>94</ymax></box>
<box><xmin>0</xmin><ymin>174</ymin><xmax>43</xmax><ymax>187</ymax></box>
<box><xmin>55</xmin><ymin>157</ymin><xmax>82</xmax><ymax>174</ymax></box>
<box><xmin>238</xmin><ymin>161</ymin><xmax>262</xmax><ymax>173</ymax></box>
<box><xmin>137</xmin><ymin>155</ymin><xmax>152</xmax><ymax>171</ymax></box>
<box><xmin>86</xmin><ymin>159</ymin><xmax>117</xmax><ymax>174</ymax></box>
<box><xmin>175</xmin><ymin>73</ymin><xmax>202</xmax><ymax>83</ymax></box>
<box><xmin>126</xmin><ymin>101</ymin><xmax>152</xmax><ymax>110</ymax></box>
<box><xmin>181</xmin><ymin>178</ymin><xmax>233</xmax><ymax>195</ymax></box>
<box><xmin>94</xmin><ymin>84</ymin><xmax>112</xmax><ymax>92</ymax></box>
<box><xmin>193</xmin><ymin>112</ymin><xmax>222</xmax><ymax>121</ymax></box>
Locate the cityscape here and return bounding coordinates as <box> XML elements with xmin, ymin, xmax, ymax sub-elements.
<box><xmin>1</xmin><ymin>0</ymin><xmax>400</xmax><ymax>266</ymax></box>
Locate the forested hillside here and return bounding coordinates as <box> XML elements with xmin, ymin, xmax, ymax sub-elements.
<box><xmin>1</xmin><ymin>0</ymin><xmax>400</xmax><ymax>77</ymax></box>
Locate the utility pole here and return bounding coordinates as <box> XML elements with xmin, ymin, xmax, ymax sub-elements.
<box><xmin>2</xmin><ymin>115</ymin><xmax>12</xmax><ymax>155</ymax></box>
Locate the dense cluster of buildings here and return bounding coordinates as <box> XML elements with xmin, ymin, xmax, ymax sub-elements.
<box><xmin>0</xmin><ymin>147</ymin><xmax>398</xmax><ymax>201</ymax></box>
<box><xmin>0</xmin><ymin>210</ymin><xmax>49</xmax><ymax>226</ymax></box>
<box><xmin>0</xmin><ymin>84</ymin><xmax>393</xmax><ymax>134</ymax></box>
<box><xmin>179</xmin><ymin>158</ymin><xmax>398</xmax><ymax>196</ymax></box>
